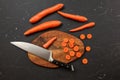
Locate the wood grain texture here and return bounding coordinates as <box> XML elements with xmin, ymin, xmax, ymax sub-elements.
<box><xmin>27</xmin><ymin>30</ymin><xmax>85</xmax><ymax>68</ymax></box>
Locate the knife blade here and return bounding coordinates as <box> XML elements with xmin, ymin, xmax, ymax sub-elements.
<box><xmin>10</xmin><ymin>41</ymin><xmax>74</xmax><ymax>71</ymax></box>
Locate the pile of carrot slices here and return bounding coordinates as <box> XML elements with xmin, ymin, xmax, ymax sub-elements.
<box><xmin>61</xmin><ymin>38</ymin><xmax>82</xmax><ymax>60</ymax></box>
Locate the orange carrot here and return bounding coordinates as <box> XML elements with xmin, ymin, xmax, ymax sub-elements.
<box><xmin>76</xmin><ymin>52</ymin><xmax>82</xmax><ymax>58</ymax></box>
<box><xmin>68</xmin><ymin>43</ymin><xmax>74</xmax><ymax>48</ymax></box>
<box><xmin>57</xmin><ymin>11</ymin><xmax>88</xmax><ymax>22</ymax></box>
<box><xmin>24</xmin><ymin>20</ymin><xmax>62</xmax><ymax>35</ymax></box>
<box><xmin>80</xmin><ymin>34</ymin><xmax>86</xmax><ymax>40</ymax></box>
<box><xmin>69</xmin><ymin>38</ymin><xmax>75</xmax><ymax>43</ymax></box>
<box><xmin>87</xmin><ymin>33</ymin><xmax>92</xmax><ymax>39</ymax></box>
<box><xmin>69</xmin><ymin>51</ymin><xmax>75</xmax><ymax>57</ymax></box>
<box><xmin>63</xmin><ymin>47</ymin><xmax>69</xmax><ymax>53</ymax></box>
<box><xmin>65</xmin><ymin>55</ymin><xmax>71</xmax><ymax>60</ymax></box>
<box><xmin>43</xmin><ymin>37</ymin><xmax>57</xmax><ymax>48</ymax></box>
<box><xmin>61</xmin><ymin>42</ymin><xmax>67</xmax><ymax>47</ymax></box>
<box><xmin>73</xmin><ymin>46</ymin><xmax>79</xmax><ymax>51</ymax></box>
<box><xmin>82</xmin><ymin>58</ymin><xmax>88</xmax><ymax>64</ymax></box>
<box><xmin>70</xmin><ymin>22</ymin><xmax>95</xmax><ymax>32</ymax></box>
<box><xmin>86</xmin><ymin>46</ymin><xmax>91</xmax><ymax>52</ymax></box>
<box><xmin>29</xmin><ymin>3</ymin><xmax>64</xmax><ymax>23</ymax></box>
<box><xmin>63</xmin><ymin>38</ymin><xmax>69</xmax><ymax>43</ymax></box>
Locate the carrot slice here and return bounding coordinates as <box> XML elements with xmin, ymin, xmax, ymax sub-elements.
<box><xmin>61</xmin><ymin>42</ymin><xmax>67</xmax><ymax>47</ymax></box>
<box><xmin>63</xmin><ymin>38</ymin><xmax>69</xmax><ymax>43</ymax></box>
<box><xmin>43</xmin><ymin>37</ymin><xmax>57</xmax><ymax>48</ymax></box>
<box><xmin>82</xmin><ymin>58</ymin><xmax>88</xmax><ymax>64</ymax></box>
<box><xmin>68</xmin><ymin>43</ymin><xmax>74</xmax><ymax>48</ymax></box>
<box><xmin>69</xmin><ymin>51</ymin><xmax>75</xmax><ymax>57</ymax></box>
<box><xmin>76</xmin><ymin>52</ymin><xmax>82</xmax><ymax>58</ymax></box>
<box><xmin>86</xmin><ymin>46</ymin><xmax>91</xmax><ymax>52</ymax></box>
<box><xmin>80</xmin><ymin>34</ymin><xmax>86</xmax><ymax>40</ymax></box>
<box><xmin>65</xmin><ymin>55</ymin><xmax>71</xmax><ymax>60</ymax></box>
<box><xmin>69</xmin><ymin>38</ymin><xmax>75</xmax><ymax>43</ymax></box>
<box><xmin>87</xmin><ymin>33</ymin><xmax>92</xmax><ymax>39</ymax></box>
<box><xmin>73</xmin><ymin>46</ymin><xmax>79</xmax><ymax>51</ymax></box>
<box><xmin>63</xmin><ymin>47</ymin><xmax>69</xmax><ymax>53</ymax></box>
<box><xmin>70</xmin><ymin>22</ymin><xmax>95</xmax><ymax>32</ymax></box>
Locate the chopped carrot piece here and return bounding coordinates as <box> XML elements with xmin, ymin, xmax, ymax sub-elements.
<box><xmin>82</xmin><ymin>58</ymin><xmax>88</xmax><ymax>64</ymax></box>
<box><xmin>61</xmin><ymin>42</ymin><xmax>67</xmax><ymax>47</ymax></box>
<box><xmin>80</xmin><ymin>34</ymin><xmax>85</xmax><ymax>40</ymax></box>
<box><xmin>86</xmin><ymin>46</ymin><xmax>91</xmax><ymax>52</ymax></box>
<box><xmin>87</xmin><ymin>33</ymin><xmax>92</xmax><ymax>39</ymax></box>
<box><xmin>63</xmin><ymin>38</ymin><xmax>69</xmax><ymax>43</ymax></box>
<box><xmin>68</xmin><ymin>43</ymin><xmax>74</xmax><ymax>48</ymax></box>
<box><xmin>76</xmin><ymin>52</ymin><xmax>82</xmax><ymax>58</ymax></box>
<box><xmin>69</xmin><ymin>38</ymin><xmax>75</xmax><ymax>43</ymax></box>
<box><xmin>73</xmin><ymin>46</ymin><xmax>79</xmax><ymax>51</ymax></box>
<box><xmin>43</xmin><ymin>37</ymin><xmax>57</xmax><ymax>48</ymax></box>
<box><xmin>65</xmin><ymin>55</ymin><xmax>71</xmax><ymax>60</ymax></box>
<box><xmin>63</xmin><ymin>47</ymin><xmax>69</xmax><ymax>53</ymax></box>
<box><xmin>69</xmin><ymin>51</ymin><xmax>75</xmax><ymax>57</ymax></box>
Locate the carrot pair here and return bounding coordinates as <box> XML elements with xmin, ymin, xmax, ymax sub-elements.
<box><xmin>57</xmin><ymin>11</ymin><xmax>95</xmax><ymax>32</ymax></box>
<box><xmin>80</xmin><ymin>33</ymin><xmax>93</xmax><ymax>40</ymax></box>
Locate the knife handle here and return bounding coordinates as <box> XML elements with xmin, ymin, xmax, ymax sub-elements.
<box><xmin>52</xmin><ymin>60</ymin><xmax>74</xmax><ymax>71</ymax></box>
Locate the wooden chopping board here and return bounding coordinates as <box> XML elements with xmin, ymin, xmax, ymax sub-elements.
<box><xmin>27</xmin><ymin>30</ymin><xmax>85</xmax><ymax>68</ymax></box>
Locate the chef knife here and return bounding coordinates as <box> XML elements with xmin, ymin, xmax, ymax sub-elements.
<box><xmin>10</xmin><ymin>41</ymin><xmax>74</xmax><ymax>71</ymax></box>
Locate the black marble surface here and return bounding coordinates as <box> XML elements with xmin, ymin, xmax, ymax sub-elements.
<box><xmin>0</xmin><ymin>0</ymin><xmax>120</xmax><ymax>80</ymax></box>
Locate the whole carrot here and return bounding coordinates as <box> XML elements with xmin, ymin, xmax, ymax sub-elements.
<box><xmin>69</xmin><ymin>22</ymin><xmax>95</xmax><ymax>32</ymax></box>
<box><xmin>29</xmin><ymin>3</ymin><xmax>64</xmax><ymax>23</ymax></box>
<box><xmin>43</xmin><ymin>37</ymin><xmax>57</xmax><ymax>48</ymax></box>
<box><xmin>24</xmin><ymin>20</ymin><xmax>62</xmax><ymax>35</ymax></box>
<box><xmin>57</xmin><ymin>11</ymin><xmax>88</xmax><ymax>22</ymax></box>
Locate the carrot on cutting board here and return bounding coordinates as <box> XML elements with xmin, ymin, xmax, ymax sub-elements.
<box><xmin>63</xmin><ymin>47</ymin><xmax>69</xmax><ymax>53</ymax></box>
<box><xmin>76</xmin><ymin>52</ymin><xmax>82</xmax><ymax>58</ymax></box>
<box><xmin>69</xmin><ymin>51</ymin><xmax>75</xmax><ymax>57</ymax></box>
<box><xmin>70</xmin><ymin>22</ymin><xmax>95</xmax><ymax>32</ymax></box>
<box><xmin>24</xmin><ymin>20</ymin><xmax>62</xmax><ymax>36</ymax></box>
<box><xmin>29</xmin><ymin>3</ymin><xmax>64</xmax><ymax>23</ymax></box>
<box><xmin>69</xmin><ymin>38</ymin><xmax>75</xmax><ymax>43</ymax></box>
<box><xmin>65</xmin><ymin>55</ymin><xmax>71</xmax><ymax>60</ymax></box>
<box><xmin>73</xmin><ymin>46</ymin><xmax>79</xmax><ymax>51</ymax></box>
<box><xmin>63</xmin><ymin>38</ymin><xmax>69</xmax><ymax>43</ymax></box>
<box><xmin>82</xmin><ymin>58</ymin><xmax>88</xmax><ymax>64</ymax></box>
<box><xmin>43</xmin><ymin>37</ymin><xmax>57</xmax><ymax>48</ymax></box>
<box><xmin>57</xmin><ymin>11</ymin><xmax>88</xmax><ymax>22</ymax></box>
<box><xmin>61</xmin><ymin>42</ymin><xmax>67</xmax><ymax>47</ymax></box>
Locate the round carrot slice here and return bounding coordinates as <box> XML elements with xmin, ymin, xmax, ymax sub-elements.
<box><xmin>86</xmin><ymin>46</ymin><xmax>91</xmax><ymax>52</ymax></box>
<box><xmin>80</xmin><ymin>34</ymin><xmax>86</xmax><ymax>40</ymax></box>
<box><xmin>65</xmin><ymin>55</ymin><xmax>71</xmax><ymax>60</ymax></box>
<box><xmin>69</xmin><ymin>38</ymin><xmax>75</xmax><ymax>43</ymax></box>
<box><xmin>82</xmin><ymin>58</ymin><xmax>88</xmax><ymax>64</ymax></box>
<box><xmin>76</xmin><ymin>52</ymin><xmax>82</xmax><ymax>58</ymax></box>
<box><xmin>63</xmin><ymin>47</ymin><xmax>69</xmax><ymax>53</ymax></box>
<box><xmin>73</xmin><ymin>46</ymin><xmax>79</xmax><ymax>51</ymax></box>
<box><xmin>87</xmin><ymin>33</ymin><xmax>92</xmax><ymax>39</ymax></box>
<box><xmin>63</xmin><ymin>38</ymin><xmax>69</xmax><ymax>42</ymax></box>
<box><xmin>68</xmin><ymin>43</ymin><xmax>74</xmax><ymax>48</ymax></box>
<box><xmin>69</xmin><ymin>51</ymin><xmax>75</xmax><ymax>57</ymax></box>
<box><xmin>61</xmin><ymin>42</ymin><xmax>67</xmax><ymax>47</ymax></box>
